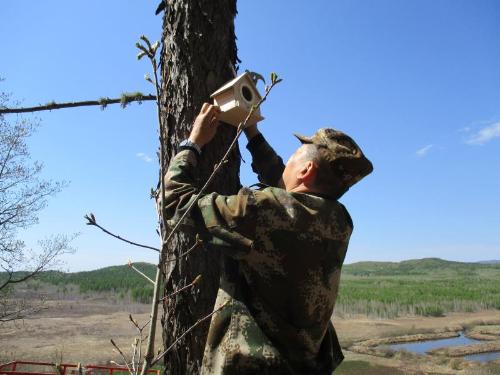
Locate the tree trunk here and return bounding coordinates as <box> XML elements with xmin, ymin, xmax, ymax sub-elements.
<box><xmin>159</xmin><ymin>1</ymin><xmax>240</xmax><ymax>373</ymax></box>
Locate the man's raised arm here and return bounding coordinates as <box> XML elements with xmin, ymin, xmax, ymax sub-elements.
<box><xmin>162</xmin><ymin>103</ymin><xmax>259</xmax><ymax>259</ymax></box>
<box><xmin>244</xmin><ymin>125</ymin><xmax>285</xmax><ymax>187</ymax></box>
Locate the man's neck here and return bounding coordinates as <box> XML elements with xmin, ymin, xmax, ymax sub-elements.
<box><xmin>288</xmin><ymin>184</ymin><xmax>337</xmax><ymax>200</ymax></box>
<box><xmin>288</xmin><ymin>184</ymin><xmax>322</xmax><ymax>195</ymax></box>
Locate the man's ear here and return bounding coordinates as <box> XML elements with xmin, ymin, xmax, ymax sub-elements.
<box><xmin>297</xmin><ymin>161</ymin><xmax>317</xmax><ymax>184</ymax></box>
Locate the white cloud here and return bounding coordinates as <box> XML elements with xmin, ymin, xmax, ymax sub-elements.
<box><xmin>416</xmin><ymin>144</ymin><xmax>433</xmax><ymax>157</ymax></box>
<box><xmin>466</xmin><ymin>122</ymin><xmax>500</xmax><ymax>145</ymax></box>
<box><xmin>136</xmin><ymin>152</ymin><xmax>152</xmax><ymax>163</ymax></box>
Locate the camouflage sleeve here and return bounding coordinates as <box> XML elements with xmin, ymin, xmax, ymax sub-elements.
<box><xmin>163</xmin><ymin>149</ymin><xmax>199</xmax><ymax>222</ymax></box>
<box><xmin>246</xmin><ymin>133</ymin><xmax>285</xmax><ymax>187</ymax></box>
<box><xmin>163</xmin><ymin>149</ymin><xmax>258</xmax><ymax>259</ymax></box>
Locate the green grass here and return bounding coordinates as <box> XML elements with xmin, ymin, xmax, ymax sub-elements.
<box><xmin>3</xmin><ymin>258</ymin><xmax>499</xmax><ymax>315</ymax></box>
<box><xmin>337</xmin><ymin>258</ymin><xmax>500</xmax><ymax>318</ymax></box>
<box><xmin>335</xmin><ymin>360</ymin><xmax>406</xmax><ymax>375</ymax></box>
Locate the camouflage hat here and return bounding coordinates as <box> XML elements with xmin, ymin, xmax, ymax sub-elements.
<box><xmin>294</xmin><ymin>128</ymin><xmax>373</xmax><ymax>191</ymax></box>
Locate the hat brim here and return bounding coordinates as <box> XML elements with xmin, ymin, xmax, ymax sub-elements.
<box><xmin>293</xmin><ymin>133</ymin><xmax>313</xmax><ymax>144</ymax></box>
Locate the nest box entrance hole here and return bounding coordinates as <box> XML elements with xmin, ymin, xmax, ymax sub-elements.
<box><xmin>241</xmin><ymin>85</ymin><xmax>253</xmax><ymax>103</ymax></box>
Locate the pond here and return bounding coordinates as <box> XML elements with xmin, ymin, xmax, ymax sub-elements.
<box><xmin>464</xmin><ymin>351</ymin><xmax>500</xmax><ymax>363</ymax></box>
<box><xmin>383</xmin><ymin>332</ymin><xmax>500</xmax><ymax>363</ymax></box>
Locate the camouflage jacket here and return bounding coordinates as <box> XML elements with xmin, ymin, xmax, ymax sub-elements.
<box><xmin>163</xmin><ymin>134</ymin><xmax>353</xmax><ymax>374</ymax></box>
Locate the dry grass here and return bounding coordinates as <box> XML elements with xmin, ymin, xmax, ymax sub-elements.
<box><xmin>335</xmin><ymin>311</ymin><xmax>500</xmax><ymax>374</ymax></box>
<box><xmin>465</xmin><ymin>325</ymin><xmax>500</xmax><ymax>341</ymax></box>
<box><xmin>1</xmin><ymin>297</ymin><xmax>499</xmax><ymax>374</ymax></box>
<box><xmin>0</xmin><ymin>299</ymin><xmax>161</xmax><ymax>365</ymax></box>
<box><xmin>431</xmin><ymin>341</ymin><xmax>500</xmax><ymax>357</ymax></box>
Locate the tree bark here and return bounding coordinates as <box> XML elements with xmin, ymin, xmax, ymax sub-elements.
<box><xmin>159</xmin><ymin>1</ymin><xmax>240</xmax><ymax>373</ymax></box>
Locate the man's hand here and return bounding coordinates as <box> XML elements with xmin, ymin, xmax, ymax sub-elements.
<box><xmin>189</xmin><ymin>103</ymin><xmax>221</xmax><ymax>148</ymax></box>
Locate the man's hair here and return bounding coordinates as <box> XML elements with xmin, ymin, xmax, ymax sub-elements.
<box><xmin>299</xmin><ymin>144</ymin><xmax>346</xmax><ymax>197</ymax></box>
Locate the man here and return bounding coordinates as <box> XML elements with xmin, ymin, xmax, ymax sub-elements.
<box><xmin>163</xmin><ymin>103</ymin><xmax>373</xmax><ymax>374</ymax></box>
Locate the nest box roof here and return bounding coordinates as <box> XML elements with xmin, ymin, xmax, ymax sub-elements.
<box><xmin>210</xmin><ymin>72</ymin><xmax>262</xmax><ymax>99</ymax></box>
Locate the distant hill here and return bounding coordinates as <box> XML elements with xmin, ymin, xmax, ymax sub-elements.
<box><xmin>4</xmin><ymin>258</ymin><xmax>499</xmax><ymax>286</ymax></box>
<box><xmin>38</xmin><ymin>262</ymin><xmax>156</xmax><ymax>290</ymax></box>
<box><xmin>1</xmin><ymin>262</ymin><xmax>157</xmax><ymax>303</ymax></box>
<box><xmin>2</xmin><ymin>258</ymin><xmax>499</xmax><ymax>316</ymax></box>
<box><xmin>338</xmin><ymin>258</ymin><xmax>500</xmax><ymax>318</ymax></box>
<box><xmin>343</xmin><ymin>257</ymin><xmax>500</xmax><ymax>277</ymax></box>
<box><xmin>477</xmin><ymin>260</ymin><xmax>500</xmax><ymax>264</ymax></box>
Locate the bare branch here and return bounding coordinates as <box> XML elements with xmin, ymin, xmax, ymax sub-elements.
<box><xmin>128</xmin><ymin>261</ymin><xmax>156</xmax><ymax>285</ymax></box>
<box><xmin>141</xmin><ymin>36</ymin><xmax>169</xmax><ymax>374</ymax></box>
<box><xmin>0</xmin><ymin>270</ymin><xmax>13</xmax><ymax>291</ymax></box>
<box><xmin>0</xmin><ymin>94</ymin><xmax>156</xmax><ymax>114</ymax></box>
<box><xmin>150</xmin><ymin>301</ymin><xmax>228</xmax><ymax>366</ymax></box>
<box><xmin>162</xmin><ymin>75</ymin><xmax>282</xmax><ymax>248</ymax></box>
<box><xmin>2</xmin><ymin>267</ymin><xmax>41</xmax><ymax>286</ymax></box>
<box><xmin>0</xmin><ymin>297</ymin><xmax>48</xmax><ymax>323</ymax></box>
<box><xmin>109</xmin><ymin>314</ymin><xmax>151</xmax><ymax>375</ymax></box>
<box><xmin>159</xmin><ymin>274</ymin><xmax>201</xmax><ymax>302</ymax></box>
<box><xmin>131</xmin><ymin>337</ymin><xmax>139</xmax><ymax>374</ymax></box>
<box><xmin>163</xmin><ymin>235</ymin><xmax>202</xmax><ymax>263</ymax></box>
<box><xmin>85</xmin><ymin>213</ymin><xmax>160</xmax><ymax>252</ymax></box>
<box><xmin>129</xmin><ymin>314</ymin><xmax>141</xmax><ymax>331</ymax></box>
<box><xmin>0</xmin><ymin>234</ymin><xmax>75</xmax><ymax>301</ymax></box>
<box><xmin>110</xmin><ymin>339</ymin><xmax>134</xmax><ymax>375</ymax></box>
<box><xmin>140</xmin><ymin>319</ymin><xmax>151</xmax><ymax>332</ymax></box>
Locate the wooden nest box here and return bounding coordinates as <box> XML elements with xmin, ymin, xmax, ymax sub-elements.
<box><xmin>210</xmin><ymin>72</ymin><xmax>264</xmax><ymax>127</ymax></box>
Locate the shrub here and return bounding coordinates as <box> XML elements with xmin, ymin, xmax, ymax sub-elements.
<box><xmin>449</xmin><ymin>358</ymin><xmax>462</xmax><ymax>370</ymax></box>
<box><xmin>415</xmin><ymin>305</ymin><xmax>445</xmax><ymax>317</ymax></box>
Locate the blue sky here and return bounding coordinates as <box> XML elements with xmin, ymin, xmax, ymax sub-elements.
<box><xmin>1</xmin><ymin>1</ymin><xmax>499</xmax><ymax>271</ymax></box>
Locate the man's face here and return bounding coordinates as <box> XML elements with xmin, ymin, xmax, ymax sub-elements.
<box><xmin>280</xmin><ymin>145</ymin><xmax>310</xmax><ymax>191</ymax></box>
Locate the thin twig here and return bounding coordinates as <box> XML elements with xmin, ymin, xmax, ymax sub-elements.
<box><xmin>84</xmin><ymin>214</ymin><xmax>160</xmax><ymax>252</ymax></box>
<box><xmin>110</xmin><ymin>361</ymin><xmax>134</xmax><ymax>371</ymax></box>
<box><xmin>129</xmin><ymin>314</ymin><xmax>141</xmax><ymax>331</ymax></box>
<box><xmin>163</xmin><ymin>236</ymin><xmax>202</xmax><ymax>263</ymax></box>
<box><xmin>140</xmin><ymin>319</ymin><xmax>151</xmax><ymax>332</ymax></box>
<box><xmin>142</xmin><ymin>38</ymin><xmax>167</xmax><ymax>375</ymax></box>
<box><xmin>162</xmin><ymin>77</ymin><xmax>281</xmax><ymax>248</ymax></box>
<box><xmin>138</xmin><ymin>335</ymin><xmax>143</xmax><ymax>375</ymax></box>
<box><xmin>0</xmin><ymin>94</ymin><xmax>156</xmax><ymax>114</ymax></box>
<box><xmin>159</xmin><ymin>274</ymin><xmax>202</xmax><ymax>302</ymax></box>
<box><xmin>128</xmin><ymin>261</ymin><xmax>156</xmax><ymax>285</ymax></box>
<box><xmin>129</xmin><ymin>314</ymin><xmax>148</xmax><ymax>375</ymax></box>
<box><xmin>0</xmin><ymin>260</ymin><xmax>49</xmax><ymax>290</ymax></box>
<box><xmin>150</xmin><ymin>301</ymin><xmax>228</xmax><ymax>366</ymax></box>
<box><xmin>110</xmin><ymin>339</ymin><xmax>134</xmax><ymax>375</ymax></box>
<box><xmin>131</xmin><ymin>338</ymin><xmax>138</xmax><ymax>374</ymax></box>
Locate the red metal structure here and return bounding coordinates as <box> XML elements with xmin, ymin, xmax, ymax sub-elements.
<box><xmin>0</xmin><ymin>361</ymin><xmax>160</xmax><ymax>375</ymax></box>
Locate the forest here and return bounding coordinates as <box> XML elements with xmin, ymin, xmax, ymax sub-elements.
<box><xmin>4</xmin><ymin>258</ymin><xmax>498</xmax><ymax>318</ymax></box>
